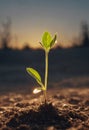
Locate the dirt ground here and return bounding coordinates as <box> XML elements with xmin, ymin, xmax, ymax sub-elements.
<box><xmin>0</xmin><ymin>88</ymin><xmax>89</xmax><ymax>130</ymax></box>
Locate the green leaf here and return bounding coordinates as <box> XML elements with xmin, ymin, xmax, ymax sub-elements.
<box><xmin>50</xmin><ymin>34</ymin><xmax>57</xmax><ymax>48</ymax></box>
<box><xmin>42</xmin><ymin>32</ymin><xmax>52</xmax><ymax>50</ymax></box>
<box><xmin>26</xmin><ymin>67</ymin><xmax>42</xmax><ymax>85</ymax></box>
<box><xmin>41</xmin><ymin>32</ymin><xmax>57</xmax><ymax>51</ymax></box>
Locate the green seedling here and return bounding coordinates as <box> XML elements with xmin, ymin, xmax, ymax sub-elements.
<box><xmin>26</xmin><ymin>32</ymin><xmax>57</xmax><ymax>103</ymax></box>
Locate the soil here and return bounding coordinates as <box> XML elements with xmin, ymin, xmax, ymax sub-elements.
<box><xmin>0</xmin><ymin>88</ymin><xmax>89</xmax><ymax>130</ymax></box>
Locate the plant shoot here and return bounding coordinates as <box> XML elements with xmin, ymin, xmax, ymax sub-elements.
<box><xmin>26</xmin><ymin>32</ymin><xmax>57</xmax><ymax>103</ymax></box>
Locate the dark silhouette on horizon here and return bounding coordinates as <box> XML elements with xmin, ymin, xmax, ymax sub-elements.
<box><xmin>0</xmin><ymin>20</ymin><xmax>89</xmax><ymax>51</ymax></box>
<box><xmin>0</xmin><ymin>18</ymin><xmax>12</xmax><ymax>51</ymax></box>
<box><xmin>73</xmin><ymin>21</ymin><xmax>89</xmax><ymax>48</ymax></box>
<box><xmin>80</xmin><ymin>22</ymin><xmax>89</xmax><ymax>47</ymax></box>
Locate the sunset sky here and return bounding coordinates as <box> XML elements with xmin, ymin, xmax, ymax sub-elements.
<box><xmin>0</xmin><ymin>0</ymin><xmax>89</xmax><ymax>49</ymax></box>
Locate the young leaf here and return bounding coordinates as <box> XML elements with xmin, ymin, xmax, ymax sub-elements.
<box><xmin>26</xmin><ymin>68</ymin><xmax>42</xmax><ymax>85</ymax></box>
<box><xmin>50</xmin><ymin>34</ymin><xmax>57</xmax><ymax>48</ymax></box>
<box><xmin>42</xmin><ymin>32</ymin><xmax>52</xmax><ymax>50</ymax></box>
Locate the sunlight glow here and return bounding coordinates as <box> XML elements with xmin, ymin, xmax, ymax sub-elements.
<box><xmin>33</xmin><ymin>88</ymin><xmax>41</xmax><ymax>94</ymax></box>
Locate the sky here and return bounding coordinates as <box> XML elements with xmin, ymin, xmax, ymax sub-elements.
<box><xmin>0</xmin><ymin>0</ymin><xmax>89</xmax><ymax>49</ymax></box>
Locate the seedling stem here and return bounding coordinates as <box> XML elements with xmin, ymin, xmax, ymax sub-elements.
<box><xmin>44</xmin><ymin>50</ymin><xmax>49</xmax><ymax>103</ymax></box>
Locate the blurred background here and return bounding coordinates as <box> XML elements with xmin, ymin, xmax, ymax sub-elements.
<box><xmin>0</xmin><ymin>0</ymin><xmax>89</xmax><ymax>94</ymax></box>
